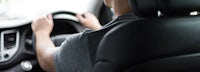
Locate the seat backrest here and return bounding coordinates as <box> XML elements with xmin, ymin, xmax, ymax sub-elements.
<box><xmin>93</xmin><ymin>0</ymin><xmax>200</xmax><ymax>72</ymax></box>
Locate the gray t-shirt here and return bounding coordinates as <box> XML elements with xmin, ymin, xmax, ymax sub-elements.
<box><xmin>54</xmin><ymin>14</ymin><xmax>139</xmax><ymax>72</ymax></box>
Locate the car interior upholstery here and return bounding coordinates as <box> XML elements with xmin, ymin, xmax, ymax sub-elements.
<box><xmin>92</xmin><ymin>0</ymin><xmax>200</xmax><ymax>72</ymax></box>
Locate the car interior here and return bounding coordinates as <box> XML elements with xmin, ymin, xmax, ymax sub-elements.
<box><xmin>0</xmin><ymin>0</ymin><xmax>113</xmax><ymax>71</ymax></box>
<box><xmin>1</xmin><ymin>0</ymin><xmax>200</xmax><ymax>72</ymax></box>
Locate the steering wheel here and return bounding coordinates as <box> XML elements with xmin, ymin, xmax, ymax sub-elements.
<box><xmin>32</xmin><ymin>11</ymin><xmax>84</xmax><ymax>54</ymax></box>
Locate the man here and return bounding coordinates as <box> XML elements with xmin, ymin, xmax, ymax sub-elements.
<box><xmin>32</xmin><ymin>0</ymin><xmax>138</xmax><ymax>72</ymax></box>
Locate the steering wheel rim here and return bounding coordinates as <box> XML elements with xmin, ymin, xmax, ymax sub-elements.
<box><xmin>52</xmin><ymin>11</ymin><xmax>77</xmax><ymax>17</ymax></box>
<box><xmin>32</xmin><ymin>11</ymin><xmax>79</xmax><ymax>54</ymax></box>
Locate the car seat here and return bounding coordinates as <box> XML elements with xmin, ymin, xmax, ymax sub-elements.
<box><xmin>92</xmin><ymin>0</ymin><xmax>200</xmax><ymax>72</ymax></box>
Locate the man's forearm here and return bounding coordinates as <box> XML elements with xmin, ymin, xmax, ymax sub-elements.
<box><xmin>35</xmin><ymin>33</ymin><xmax>57</xmax><ymax>72</ymax></box>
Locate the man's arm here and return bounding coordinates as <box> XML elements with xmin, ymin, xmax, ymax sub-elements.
<box><xmin>32</xmin><ymin>15</ymin><xmax>57</xmax><ymax>72</ymax></box>
<box><xmin>31</xmin><ymin>13</ymin><xmax>102</xmax><ymax>72</ymax></box>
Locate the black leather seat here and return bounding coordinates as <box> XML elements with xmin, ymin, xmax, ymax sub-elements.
<box><xmin>92</xmin><ymin>0</ymin><xmax>200</xmax><ymax>72</ymax></box>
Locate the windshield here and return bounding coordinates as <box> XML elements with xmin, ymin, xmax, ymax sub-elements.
<box><xmin>0</xmin><ymin>0</ymin><xmax>92</xmax><ymax>21</ymax></box>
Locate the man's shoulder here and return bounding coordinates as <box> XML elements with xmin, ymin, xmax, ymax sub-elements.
<box><xmin>79</xmin><ymin>13</ymin><xmax>141</xmax><ymax>38</ymax></box>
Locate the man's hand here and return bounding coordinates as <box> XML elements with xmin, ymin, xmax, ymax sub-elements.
<box><xmin>76</xmin><ymin>13</ymin><xmax>102</xmax><ymax>30</ymax></box>
<box><xmin>32</xmin><ymin>15</ymin><xmax>54</xmax><ymax>36</ymax></box>
<box><xmin>31</xmin><ymin>15</ymin><xmax>57</xmax><ymax>72</ymax></box>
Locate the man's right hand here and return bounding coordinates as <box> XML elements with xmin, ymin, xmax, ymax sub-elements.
<box><xmin>31</xmin><ymin>15</ymin><xmax>54</xmax><ymax>36</ymax></box>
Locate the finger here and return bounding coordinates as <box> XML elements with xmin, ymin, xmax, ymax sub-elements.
<box><xmin>82</xmin><ymin>14</ymin><xmax>86</xmax><ymax>18</ymax></box>
<box><xmin>43</xmin><ymin>15</ymin><xmax>49</xmax><ymax>22</ymax></box>
<box><xmin>84</xmin><ymin>13</ymin><xmax>93</xmax><ymax>16</ymax></box>
<box><xmin>38</xmin><ymin>17</ymin><xmax>43</xmax><ymax>20</ymax></box>
<box><xmin>39</xmin><ymin>16</ymin><xmax>46</xmax><ymax>22</ymax></box>
<box><xmin>76</xmin><ymin>14</ymin><xmax>85</xmax><ymax>22</ymax></box>
<box><xmin>47</xmin><ymin>14</ymin><xmax>53</xmax><ymax>20</ymax></box>
<box><xmin>47</xmin><ymin>14</ymin><xmax>54</xmax><ymax>23</ymax></box>
<box><xmin>31</xmin><ymin>18</ymin><xmax>39</xmax><ymax>30</ymax></box>
<box><xmin>34</xmin><ymin>18</ymin><xmax>42</xmax><ymax>24</ymax></box>
<box><xmin>76</xmin><ymin>14</ymin><xmax>83</xmax><ymax>19</ymax></box>
<box><xmin>84</xmin><ymin>13</ymin><xmax>90</xmax><ymax>16</ymax></box>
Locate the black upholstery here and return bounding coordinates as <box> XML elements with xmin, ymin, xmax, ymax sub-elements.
<box><xmin>93</xmin><ymin>0</ymin><xmax>200</xmax><ymax>72</ymax></box>
<box><xmin>130</xmin><ymin>0</ymin><xmax>200</xmax><ymax>17</ymax></box>
<box><xmin>94</xmin><ymin>17</ymin><xmax>200</xmax><ymax>72</ymax></box>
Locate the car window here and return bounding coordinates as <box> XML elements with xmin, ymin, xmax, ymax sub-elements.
<box><xmin>0</xmin><ymin>0</ymin><xmax>92</xmax><ymax>21</ymax></box>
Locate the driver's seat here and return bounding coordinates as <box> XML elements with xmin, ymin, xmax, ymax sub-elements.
<box><xmin>92</xmin><ymin>0</ymin><xmax>200</xmax><ymax>72</ymax></box>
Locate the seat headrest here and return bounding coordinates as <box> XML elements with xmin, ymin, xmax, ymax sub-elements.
<box><xmin>129</xmin><ymin>0</ymin><xmax>200</xmax><ymax>17</ymax></box>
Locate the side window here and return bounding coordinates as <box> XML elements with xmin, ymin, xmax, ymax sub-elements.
<box><xmin>98</xmin><ymin>4</ymin><xmax>113</xmax><ymax>25</ymax></box>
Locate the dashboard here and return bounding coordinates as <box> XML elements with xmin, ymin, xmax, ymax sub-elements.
<box><xmin>0</xmin><ymin>18</ymin><xmax>85</xmax><ymax>72</ymax></box>
<box><xmin>1</xmin><ymin>29</ymin><xmax>20</xmax><ymax>62</ymax></box>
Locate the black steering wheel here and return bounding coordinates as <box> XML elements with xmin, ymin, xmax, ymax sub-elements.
<box><xmin>32</xmin><ymin>11</ymin><xmax>84</xmax><ymax>53</ymax></box>
<box><xmin>52</xmin><ymin>11</ymin><xmax>76</xmax><ymax>16</ymax></box>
